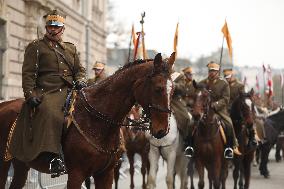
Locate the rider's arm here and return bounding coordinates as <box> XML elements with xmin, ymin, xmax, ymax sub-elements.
<box><xmin>212</xmin><ymin>81</ymin><xmax>230</xmax><ymax>111</ymax></box>
<box><xmin>73</xmin><ymin>46</ymin><xmax>86</xmax><ymax>83</ymax></box>
<box><xmin>22</xmin><ymin>41</ymin><xmax>38</xmax><ymax>100</ymax></box>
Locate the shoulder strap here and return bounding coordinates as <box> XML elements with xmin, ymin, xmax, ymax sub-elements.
<box><xmin>53</xmin><ymin>47</ymin><xmax>75</xmax><ymax>79</ymax></box>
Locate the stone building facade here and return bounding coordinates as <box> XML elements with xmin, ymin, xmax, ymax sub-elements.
<box><xmin>0</xmin><ymin>0</ymin><xmax>107</xmax><ymax>100</ymax></box>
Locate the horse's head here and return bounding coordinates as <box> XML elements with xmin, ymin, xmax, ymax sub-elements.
<box><xmin>191</xmin><ymin>80</ymin><xmax>211</xmax><ymax>121</ymax></box>
<box><xmin>133</xmin><ymin>53</ymin><xmax>175</xmax><ymax>139</ymax></box>
<box><xmin>233</xmin><ymin>88</ymin><xmax>255</xmax><ymax>127</ymax></box>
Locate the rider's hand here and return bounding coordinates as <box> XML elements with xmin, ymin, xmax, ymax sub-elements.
<box><xmin>27</xmin><ymin>96</ymin><xmax>41</xmax><ymax>108</ymax></box>
<box><xmin>75</xmin><ymin>80</ymin><xmax>87</xmax><ymax>90</ymax></box>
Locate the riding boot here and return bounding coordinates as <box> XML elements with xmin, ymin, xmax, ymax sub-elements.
<box><xmin>184</xmin><ymin>135</ymin><xmax>194</xmax><ymax>158</ymax></box>
<box><xmin>224</xmin><ymin>125</ymin><xmax>241</xmax><ymax>159</ymax></box>
<box><xmin>49</xmin><ymin>154</ymin><xmax>66</xmax><ymax>178</ymax></box>
<box><xmin>247</xmin><ymin>125</ymin><xmax>258</xmax><ymax>149</ymax></box>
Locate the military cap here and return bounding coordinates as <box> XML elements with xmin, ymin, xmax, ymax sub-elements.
<box><xmin>93</xmin><ymin>62</ymin><xmax>105</xmax><ymax>70</ymax></box>
<box><xmin>207</xmin><ymin>61</ymin><xmax>220</xmax><ymax>71</ymax></box>
<box><xmin>44</xmin><ymin>9</ymin><xmax>66</xmax><ymax>27</ymax></box>
<box><xmin>182</xmin><ymin>66</ymin><xmax>194</xmax><ymax>74</ymax></box>
<box><xmin>223</xmin><ymin>68</ymin><xmax>234</xmax><ymax>79</ymax></box>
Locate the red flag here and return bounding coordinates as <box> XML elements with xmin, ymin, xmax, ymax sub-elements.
<box><xmin>267</xmin><ymin>65</ymin><xmax>273</xmax><ymax>97</ymax></box>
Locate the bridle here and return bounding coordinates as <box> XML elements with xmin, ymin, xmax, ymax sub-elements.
<box><xmin>78</xmin><ymin>71</ymin><xmax>172</xmax><ymax>130</ymax></box>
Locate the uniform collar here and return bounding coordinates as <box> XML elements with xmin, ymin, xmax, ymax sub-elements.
<box><xmin>43</xmin><ymin>35</ymin><xmax>65</xmax><ymax>49</ymax></box>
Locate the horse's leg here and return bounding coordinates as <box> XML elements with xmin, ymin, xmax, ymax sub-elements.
<box><xmin>275</xmin><ymin>138</ymin><xmax>282</xmax><ymax>162</ymax></box>
<box><xmin>114</xmin><ymin>161</ymin><xmax>122</xmax><ymax>189</ymax></box>
<box><xmin>147</xmin><ymin>146</ymin><xmax>160</xmax><ymax>189</ymax></box>
<box><xmin>9</xmin><ymin>159</ymin><xmax>29</xmax><ymax>189</ymax></box>
<box><xmin>176</xmin><ymin>154</ymin><xmax>189</xmax><ymax>189</ymax></box>
<box><xmin>67</xmin><ymin>169</ymin><xmax>86</xmax><ymax>189</ymax></box>
<box><xmin>220</xmin><ymin>160</ymin><xmax>228</xmax><ymax>189</ymax></box>
<box><xmin>259</xmin><ymin>143</ymin><xmax>271</xmax><ymax>178</ymax></box>
<box><xmin>188</xmin><ymin>159</ymin><xmax>195</xmax><ymax>189</ymax></box>
<box><xmin>195</xmin><ymin>160</ymin><xmax>205</xmax><ymax>189</ymax></box>
<box><xmin>127</xmin><ymin>152</ymin><xmax>135</xmax><ymax>189</ymax></box>
<box><xmin>211</xmin><ymin>159</ymin><xmax>222</xmax><ymax>189</ymax></box>
<box><xmin>141</xmin><ymin>152</ymin><xmax>148</xmax><ymax>189</ymax></box>
<box><xmin>93</xmin><ymin>169</ymin><xmax>114</xmax><ymax>189</ymax></box>
<box><xmin>233</xmin><ymin>159</ymin><xmax>239</xmax><ymax>189</ymax></box>
<box><xmin>238</xmin><ymin>161</ymin><xmax>244</xmax><ymax>189</ymax></box>
<box><xmin>243</xmin><ymin>154</ymin><xmax>253</xmax><ymax>189</ymax></box>
<box><xmin>0</xmin><ymin>160</ymin><xmax>11</xmax><ymax>188</ymax></box>
<box><xmin>165</xmin><ymin>148</ymin><xmax>177</xmax><ymax>189</ymax></box>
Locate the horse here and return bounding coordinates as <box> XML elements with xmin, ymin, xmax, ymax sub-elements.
<box><xmin>230</xmin><ymin>90</ymin><xmax>256</xmax><ymax>189</ymax></box>
<box><xmin>114</xmin><ymin>105</ymin><xmax>150</xmax><ymax>189</ymax></box>
<box><xmin>258</xmin><ymin>109</ymin><xmax>284</xmax><ymax>178</ymax></box>
<box><xmin>191</xmin><ymin>81</ymin><xmax>228</xmax><ymax>189</ymax></box>
<box><xmin>0</xmin><ymin>52</ymin><xmax>175</xmax><ymax>189</ymax></box>
<box><xmin>146</xmin><ymin>113</ymin><xmax>189</xmax><ymax>189</ymax></box>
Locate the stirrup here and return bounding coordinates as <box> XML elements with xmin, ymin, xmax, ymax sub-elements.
<box><xmin>184</xmin><ymin>146</ymin><xmax>194</xmax><ymax>158</ymax></box>
<box><xmin>49</xmin><ymin>157</ymin><xmax>66</xmax><ymax>178</ymax></box>
<box><xmin>224</xmin><ymin>147</ymin><xmax>234</xmax><ymax>159</ymax></box>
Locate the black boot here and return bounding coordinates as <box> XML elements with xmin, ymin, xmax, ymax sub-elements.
<box><xmin>247</xmin><ymin>126</ymin><xmax>258</xmax><ymax>149</ymax></box>
<box><xmin>184</xmin><ymin>136</ymin><xmax>194</xmax><ymax>158</ymax></box>
<box><xmin>49</xmin><ymin>157</ymin><xmax>66</xmax><ymax>178</ymax></box>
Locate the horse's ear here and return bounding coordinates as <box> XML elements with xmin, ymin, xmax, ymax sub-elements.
<box><xmin>167</xmin><ymin>52</ymin><xmax>176</xmax><ymax>69</ymax></box>
<box><xmin>154</xmin><ymin>53</ymin><xmax>163</xmax><ymax>72</ymax></box>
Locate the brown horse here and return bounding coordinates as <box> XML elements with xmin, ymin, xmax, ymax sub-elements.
<box><xmin>230</xmin><ymin>90</ymin><xmax>256</xmax><ymax>189</ymax></box>
<box><xmin>0</xmin><ymin>52</ymin><xmax>175</xmax><ymax>189</ymax></box>
<box><xmin>114</xmin><ymin>106</ymin><xmax>150</xmax><ymax>189</ymax></box>
<box><xmin>191</xmin><ymin>81</ymin><xmax>228</xmax><ymax>189</ymax></box>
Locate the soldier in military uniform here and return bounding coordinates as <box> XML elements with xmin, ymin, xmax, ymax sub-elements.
<box><xmin>10</xmin><ymin>10</ymin><xmax>86</xmax><ymax>177</ymax></box>
<box><xmin>87</xmin><ymin>62</ymin><xmax>108</xmax><ymax>85</ymax></box>
<box><xmin>223</xmin><ymin>68</ymin><xmax>257</xmax><ymax>148</ymax></box>
<box><xmin>180</xmin><ymin>66</ymin><xmax>196</xmax><ymax>110</ymax></box>
<box><xmin>185</xmin><ymin>61</ymin><xmax>241</xmax><ymax>159</ymax></box>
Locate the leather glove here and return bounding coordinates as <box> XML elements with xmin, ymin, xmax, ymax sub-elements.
<box><xmin>27</xmin><ymin>96</ymin><xmax>41</xmax><ymax>108</ymax></box>
<box><xmin>75</xmin><ymin>80</ymin><xmax>87</xmax><ymax>90</ymax></box>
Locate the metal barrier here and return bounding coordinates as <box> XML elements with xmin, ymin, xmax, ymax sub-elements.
<box><xmin>5</xmin><ymin>167</ymin><xmax>87</xmax><ymax>189</ymax></box>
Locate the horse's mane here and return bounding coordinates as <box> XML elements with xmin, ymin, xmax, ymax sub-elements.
<box><xmin>87</xmin><ymin>59</ymin><xmax>154</xmax><ymax>93</ymax></box>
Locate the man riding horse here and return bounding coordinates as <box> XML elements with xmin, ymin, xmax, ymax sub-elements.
<box><xmin>87</xmin><ymin>62</ymin><xmax>108</xmax><ymax>85</ymax></box>
<box><xmin>171</xmin><ymin>66</ymin><xmax>196</xmax><ymax>156</ymax></box>
<box><xmin>223</xmin><ymin>68</ymin><xmax>257</xmax><ymax>148</ymax></box>
<box><xmin>185</xmin><ymin>61</ymin><xmax>241</xmax><ymax>159</ymax></box>
<box><xmin>10</xmin><ymin>9</ymin><xmax>87</xmax><ymax>178</ymax></box>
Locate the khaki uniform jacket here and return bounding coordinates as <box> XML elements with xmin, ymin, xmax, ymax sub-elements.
<box><xmin>10</xmin><ymin>36</ymin><xmax>86</xmax><ymax>162</ymax></box>
<box><xmin>171</xmin><ymin>74</ymin><xmax>193</xmax><ymax>139</ymax></box>
<box><xmin>228</xmin><ymin>78</ymin><xmax>245</xmax><ymax>108</ymax></box>
<box><xmin>87</xmin><ymin>72</ymin><xmax>108</xmax><ymax>86</ymax></box>
<box><xmin>199</xmin><ymin>77</ymin><xmax>233</xmax><ymax>126</ymax></box>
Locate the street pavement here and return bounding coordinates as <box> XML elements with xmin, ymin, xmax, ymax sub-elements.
<box><xmin>5</xmin><ymin>149</ymin><xmax>284</xmax><ymax>189</ymax></box>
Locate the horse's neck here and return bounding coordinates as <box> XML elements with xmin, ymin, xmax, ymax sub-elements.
<box><xmin>85</xmin><ymin>63</ymin><xmax>151</xmax><ymax>122</ymax></box>
<box><xmin>199</xmin><ymin>110</ymin><xmax>219</xmax><ymax>137</ymax></box>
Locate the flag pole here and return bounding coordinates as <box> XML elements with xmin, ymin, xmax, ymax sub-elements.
<box><xmin>219</xmin><ymin>36</ymin><xmax>225</xmax><ymax>74</ymax></box>
<box><xmin>262</xmin><ymin>63</ymin><xmax>266</xmax><ymax>100</ymax></box>
<box><xmin>140</xmin><ymin>12</ymin><xmax>146</xmax><ymax>60</ymax></box>
<box><xmin>127</xmin><ymin>26</ymin><xmax>133</xmax><ymax>63</ymax></box>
